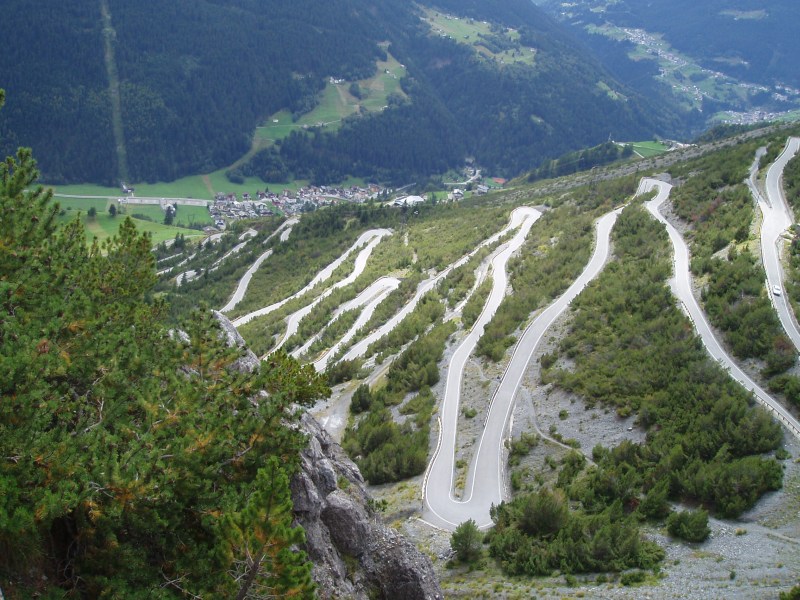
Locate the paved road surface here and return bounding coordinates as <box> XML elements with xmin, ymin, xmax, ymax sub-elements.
<box><xmin>423</xmin><ymin>208</ymin><xmax>621</xmax><ymax>530</ymax></box>
<box><xmin>756</xmin><ymin>138</ymin><xmax>800</xmax><ymax>349</ymax></box>
<box><xmin>232</xmin><ymin>229</ymin><xmax>391</xmax><ymax>327</ymax></box>
<box><xmin>271</xmin><ymin>233</ymin><xmax>391</xmax><ymax>353</ymax></box>
<box><xmin>643</xmin><ymin>178</ymin><xmax>800</xmax><ymax>439</ymax></box>
<box><xmin>219</xmin><ymin>250</ymin><xmax>274</xmax><ymax>313</ymax></box>
<box><xmin>339</xmin><ymin>208</ymin><xmax>539</xmax><ymax>363</ymax></box>
<box><xmin>219</xmin><ymin>219</ymin><xmax>298</xmax><ymax>313</ymax></box>
<box><xmin>308</xmin><ymin>277</ymin><xmax>401</xmax><ymax>371</ymax></box>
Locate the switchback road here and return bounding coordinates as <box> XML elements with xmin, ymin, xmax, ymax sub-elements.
<box><xmin>643</xmin><ymin>178</ymin><xmax>800</xmax><ymax>439</ymax></box>
<box><xmin>339</xmin><ymin>207</ymin><xmax>538</xmax><ymax>364</ymax></box>
<box><xmin>232</xmin><ymin>229</ymin><xmax>391</xmax><ymax>327</ymax></box>
<box><xmin>756</xmin><ymin>138</ymin><xmax>800</xmax><ymax>349</ymax></box>
<box><xmin>423</xmin><ymin>208</ymin><xmax>621</xmax><ymax>530</ymax></box>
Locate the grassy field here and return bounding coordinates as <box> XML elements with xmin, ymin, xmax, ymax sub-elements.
<box><xmin>596</xmin><ymin>81</ymin><xmax>627</xmax><ymax>102</ymax></box>
<box><xmin>255</xmin><ymin>48</ymin><xmax>407</xmax><ymax>142</ymax></box>
<box><xmin>420</xmin><ymin>8</ymin><xmax>536</xmax><ymax>67</ymax></box>
<box><xmin>122</xmin><ymin>203</ymin><xmax>213</xmax><ymax>228</ymax></box>
<box><xmin>51</xmin><ymin>179</ymin><xmax>211</xmax><ymax>199</ymax></box>
<box><xmin>53</xmin><ymin>184</ymin><xmax>214</xmax><ymax>226</ymax></box>
<box><xmin>50</xmin><ymin>170</ymin><xmax>310</xmax><ymax>203</ymax></box>
<box><xmin>55</xmin><ymin>198</ymin><xmax>202</xmax><ymax>246</ymax></box>
<box><xmin>57</xmin><ymin>196</ymin><xmax>110</xmax><ymax>213</ymax></box>
<box><xmin>630</xmin><ymin>141</ymin><xmax>670</xmax><ymax>157</ymax></box>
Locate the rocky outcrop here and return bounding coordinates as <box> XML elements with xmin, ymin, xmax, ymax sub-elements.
<box><xmin>293</xmin><ymin>414</ymin><xmax>443</xmax><ymax>600</ymax></box>
<box><xmin>212</xmin><ymin>310</ymin><xmax>260</xmax><ymax>373</ymax></box>
<box><xmin>213</xmin><ymin>311</ymin><xmax>442</xmax><ymax>599</ymax></box>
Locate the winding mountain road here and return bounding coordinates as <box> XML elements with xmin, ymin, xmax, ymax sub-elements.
<box><xmin>271</xmin><ymin>232</ymin><xmax>391</xmax><ymax>353</ymax></box>
<box><xmin>290</xmin><ymin>276</ymin><xmax>397</xmax><ymax>363</ymax></box>
<box><xmin>231</xmin><ymin>228</ymin><xmax>391</xmax><ymax>327</ymax></box>
<box><xmin>755</xmin><ymin>138</ymin><xmax>800</xmax><ymax>349</ymax></box>
<box><xmin>308</xmin><ymin>276</ymin><xmax>401</xmax><ymax>371</ymax></box>
<box><xmin>339</xmin><ymin>208</ymin><xmax>537</xmax><ymax>364</ymax></box>
<box><xmin>423</xmin><ymin>207</ymin><xmax>622</xmax><ymax>530</ymax></box>
<box><xmin>220</xmin><ymin>218</ymin><xmax>298</xmax><ymax>313</ymax></box>
<box><xmin>642</xmin><ymin>178</ymin><xmax>800</xmax><ymax>439</ymax></box>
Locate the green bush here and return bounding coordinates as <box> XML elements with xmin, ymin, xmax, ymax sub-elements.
<box><xmin>779</xmin><ymin>584</ymin><xmax>800</xmax><ymax>600</ymax></box>
<box><xmin>451</xmin><ymin>519</ymin><xmax>483</xmax><ymax>564</ymax></box>
<box><xmin>351</xmin><ymin>383</ymin><xmax>372</xmax><ymax>414</ymax></box>
<box><xmin>517</xmin><ymin>488</ymin><xmax>568</xmax><ymax>538</ymax></box>
<box><xmin>488</xmin><ymin>491</ymin><xmax>664</xmax><ymax>576</ymax></box>
<box><xmin>638</xmin><ymin>480</ymin><xmax>671</xmax><ymax>521</ymax></box>
<box><xmin>507</xmin><ymin>432</ymin><xmax>539</xmax><ymax>467</ymax></box>
<box><xmin>547</xmin><ymin>206</ymin><xmax>782</xmax><ymax>520</ymax></box>
<box><xmin>620</xmin><ymin>570</ymin><xmax>647</xmax><ymax>586</ymax></box>
<box><xmin>666</xmin><ymin>509</ymin><xmax>710</xmax><ymax>543</ymax></box>
<box><xmin>342</xmin><ymin>323</ymin><xmax>454</xmax><ymax>484</ymax></box>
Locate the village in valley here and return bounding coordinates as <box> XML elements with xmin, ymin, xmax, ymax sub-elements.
<box><xmin>200</xmin><ymin>166</ymin><xmax>505</xmax><ymax>229</ymax></box>
<box><xmin>207</xmin><ymin>183</ymin><xmax>386</xmax><ymax>228</ymax></box>
<box><xmin>114</xmin><ymin>164</ymin><xmax>507</xmax><ymax>234</ymax></box>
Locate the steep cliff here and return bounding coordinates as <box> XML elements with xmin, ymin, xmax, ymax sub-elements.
<box><xmin>293</xmin><ymin>414</ymin><xmax>442</xmax><ymax>600</ymax></box>
<box><xmin>214</xmin><ymin>311</ymin><xmax>442</xmax><ymax>599</ymax></box>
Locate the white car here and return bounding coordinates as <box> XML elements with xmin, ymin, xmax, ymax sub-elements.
<box><xmin>773</xmin><ymin>284</ymin><xmax>782</xmax><ymax>296</ymax></box>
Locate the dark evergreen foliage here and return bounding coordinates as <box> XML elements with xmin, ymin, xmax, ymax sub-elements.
<box><xmin>1</xmin><ymin>0</ymin><xmax>690</xmax><ymax>185</ymax></box>
<box><xmin>450</xmin><ymin>519</ymin><xmax>483</xmax><ymax>564</ymax></box>
<box><xmin>548</xmin><ymin>206</ymin><xmax>783</xmax><ymax>522</ymax></box>
<box><xmin>342</xmin><ymin>323</ymin><xmax>454</xmax><ymax>484</ymax></box>
<box><xmin>0</xmin><ymin>92</ymin><xmax>326</xmax><ymax>597</ymax></box>
<box><xmin>559</xmin><ymin>0</ymin><xmax>800</xmax><ymax>88</ymax></box>
<box><xmin>527</xmin><ymin>142</ymin><xmax>633</xmax><ymax>182</ymax></box>
<box><xmin>666</xmin><ymin>510</ymin><xmax>710</xmax><ymax>543</ymax></box>
<box><xmin>487</xmin><ymin>491</ymin><xmax>664</xmax><ymax>576</ymax></box>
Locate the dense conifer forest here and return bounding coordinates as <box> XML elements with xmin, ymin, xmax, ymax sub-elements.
<box><xmin>0</xmin><ymin>0</ymin><xmax>690</xmax><ymax>186</ymax></box>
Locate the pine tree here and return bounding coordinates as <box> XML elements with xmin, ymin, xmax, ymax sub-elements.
<box><xmin>0</xmin><ymin>89</ymin><xmax>328</xmax><ymax>597</ymax></box>
<box><xmin>451</xmin><ymin>519</ymin><xmax>483</xmax><ymax>564</ymax></box>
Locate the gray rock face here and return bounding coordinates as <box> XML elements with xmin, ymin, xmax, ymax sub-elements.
<box><xmin>322</xmin><ymin>490</ymin><xmax>370</xmax><ymax>557</ymax></box>
<box><xmin>214</xmin><ymin>312</ymin><xmax>441</xmax><ymax>598</ymax></box>
<box><xmin>363</xmin><ymin>527</ymin><xmax>442</xmax><ymax>600</ymax></box>
<box><xmin>213</xmin><ymin>310</ymin><xmax>260</xmax><ymax>373</ymax></box>
<box><xmin>293</xmin><ymin>414</ymin><xmax>443</xmax><ymax>600</ymax></box>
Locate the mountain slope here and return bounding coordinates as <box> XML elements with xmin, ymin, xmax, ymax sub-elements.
<box><xmin>535</xmin><ymin>0</ymin><xmax>800</xmax><ymax>123</ymax></box>
<box><xmin>0</xmin><ymin>0</ymin><xmax>690</xmax><ymax>185</ymax></box>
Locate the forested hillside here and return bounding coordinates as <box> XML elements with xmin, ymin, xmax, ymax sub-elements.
<box><xmin>541</xmin><ymin>0</ymin><xmax>800</xmax><ymax>88</ymax></box>
<box><xmin>0</xmin><ymin>90</ymin><xmax>328</xmax><ymax>597</ymax></box>
<box><xmin>0</xmin><ymin>0</ymin><xmax>387</xmax><ymax>184</ymax></box>
<box><xmin>536</xmin><ymin>0</ymin><xmax>800</xmax><ymax>121</ymax></box>
<box><xmin>147</xmin><ymin>124</ymin><xmax>800</xmax><ymax>596</ymax></box>
<box><xmin>0</xmin><ymin>0</ymin><xmax>690</xmax><ymax>186</ymax></box>
<box><xmin>5</xmin><ymin>59</ymin><xmax>800</xmax><ymax>595</ymax></box>
<box><xmin>0</xmin><ymin>4</ymin><xmax>115</xmax><ymax>184</ymax></box>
